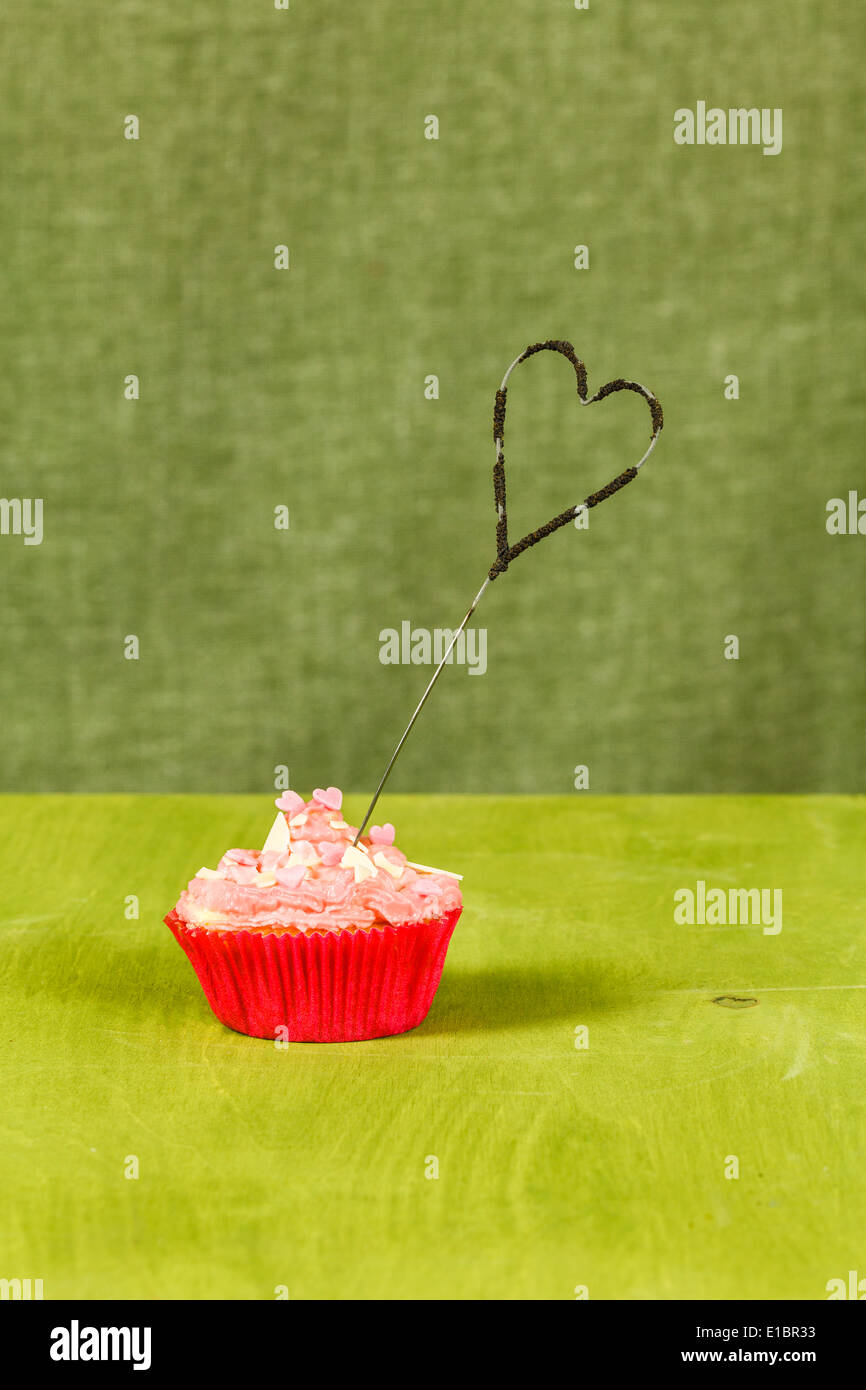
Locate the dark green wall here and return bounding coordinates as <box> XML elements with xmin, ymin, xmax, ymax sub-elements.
<box><xmin>1</xmin><ymin>1</ymin><xmax>863</xmax><ymax>792</ymax></box>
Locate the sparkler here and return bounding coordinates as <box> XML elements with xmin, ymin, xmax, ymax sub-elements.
<box><xmin>353</xmin><ymin>339</ymin><xmax>663</xmax><ymax>844</ymax></box>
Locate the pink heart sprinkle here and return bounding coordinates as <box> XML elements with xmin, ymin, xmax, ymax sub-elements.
<box><xmin>317</xmin><ymin>841</ymin><xmax>345</xmax><ymax>866</ymax></box>
<box><xmin>275</xmin><ymin>790</ymin><xmax>305</xmax><ymax>815</ymax></box>
<box><xmin>224</xmin><ymin>847</ymin><xmax>258</xmax><ymax>866</ymax></box>
<box><xmin>227</xmin><ymin>865</ymin><xmax>259</xmax><ymax>886</ymax></box>
<box><xmin>275</xmin><ymin>865</ymin><xmax>307</xmax><ymax>890</ymax></box>
<box><xmin>312</xmin><ymin>786</ymin><xmax>342</xmax><ymax>811</ymax></box>
<box><xmin>369</xmin><ymin>823</ymin><xmax>396</xmax><ymax>846</ymax></box>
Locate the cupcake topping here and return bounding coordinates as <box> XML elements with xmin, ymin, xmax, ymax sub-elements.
<box><xmin>178</xmin><ymin>787</ymin><xmax>461</xmax><ymax>933</ymax></box>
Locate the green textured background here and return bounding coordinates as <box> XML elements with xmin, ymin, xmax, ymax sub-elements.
<box><xmin>2</xmin><ymin>793</ymin><xmax>864</xmax><ymax>1300</ymax></box>
<box><xmin>1</xmin><ymin>1</ymin><xmax>864</xmax><ymax>795</ymax></box>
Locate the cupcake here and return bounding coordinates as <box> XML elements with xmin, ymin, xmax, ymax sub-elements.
<box><xmin>164</xmin><ymin>787</ymin><xmax>462</xmax><ymax>1042</ymax></box>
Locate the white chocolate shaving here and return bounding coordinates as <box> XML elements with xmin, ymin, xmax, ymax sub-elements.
<box><xmin>190</xmin><ymin>907</ymin><xmax>232</xmax><ymax>926</ymax></box>
<box><xmin>288</xmin><ymin>842</ymin><xmax>321</xmax><ymax>868</ymax></box>
<box><xmin>373</xmin><ymin>851</ymin><xmax>404</xmax><ymax>880</ymax></box>
<box><xmin>262</xmin><ymin>812</ymin><xmax>292</xmax><ymax>854</ymax></box>
<box><xmin>405</xmin><ymin>859</ymin><xmax>463</xmax><ymax>881</ymax></box>
<box><xmin>340</xmin><ymin>845</ymin><xmax>378</xmax><ymax>882</ymax></box>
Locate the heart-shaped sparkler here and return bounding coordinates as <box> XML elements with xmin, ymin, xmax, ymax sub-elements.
<box><xmin>490</xmin><ymin>339</ymin><xmax>663</xmax><ymax>578</ymax></box>
<box><xmin>353</xmin><ymin>339</ymin><xmax>664</xmax><ymax>842</ymax></box>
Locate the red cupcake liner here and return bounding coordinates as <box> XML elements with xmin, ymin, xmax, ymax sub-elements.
<box><xmin>164</xmin><ymin>906</ymin><xmax>461</xmax><ymax>1042</ymax></box>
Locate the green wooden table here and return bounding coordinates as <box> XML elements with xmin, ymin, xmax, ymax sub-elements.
<box><xmin>1</xmin><ymin>795</ymin><xmax>863</xmax><ymax>1300</ymax></box>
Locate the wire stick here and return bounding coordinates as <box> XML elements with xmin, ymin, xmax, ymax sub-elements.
<box><xmin>353</xmin><ymin>575</ymin><xmax>491</xmax><ymax>844</ymax></box>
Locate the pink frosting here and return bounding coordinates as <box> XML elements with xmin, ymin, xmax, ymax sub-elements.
<box><xmin>172</xmin><ymin>791</ymin><xmax>461</xmax><ymax>934</ymax></box>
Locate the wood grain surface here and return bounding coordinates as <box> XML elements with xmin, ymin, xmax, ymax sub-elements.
<box><xmin>1</xmin><ymin>794</ymin><xmax>863</xmax><ymax>1299</ymax></box>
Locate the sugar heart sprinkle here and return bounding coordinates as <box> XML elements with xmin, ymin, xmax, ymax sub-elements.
<box><xmin>312</xmin><ymin>787</ymin><xmax>343</xmax><ymax>811</ymax></box>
